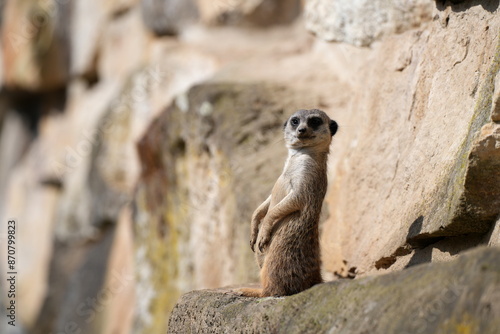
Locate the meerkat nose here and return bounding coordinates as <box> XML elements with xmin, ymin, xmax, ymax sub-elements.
<box><xmin>298</xmin><ymin>127</ymin><xmax>307</xmax><ymax>134</ymax></box>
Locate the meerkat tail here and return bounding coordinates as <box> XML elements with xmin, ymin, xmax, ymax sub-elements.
<box><xmin>236</xmin><ymin>287</ymin><xmax>263</xmax><ymax>297</ymax></box>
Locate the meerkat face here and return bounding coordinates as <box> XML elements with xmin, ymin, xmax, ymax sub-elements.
<box><xmin>283</xmin><ymin>109</ymin><xmax>338</xmax><ymax>149</ymax></box>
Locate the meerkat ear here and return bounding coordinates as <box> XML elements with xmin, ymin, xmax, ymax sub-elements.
<box><xmin>283</xmin><ymin>119</ymin><xmax>288</xmax><ymax>130</ymax></box>
<box><xmin>329</xmin><ymin>120</ymin><xmax>338</xmax><ymax>136</ymax></box>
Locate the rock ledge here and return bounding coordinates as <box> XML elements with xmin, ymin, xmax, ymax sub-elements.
<box><xmin>168</xmin><ymin>247</ymin><xmax>500</xmax><ymax>334</ymax></box>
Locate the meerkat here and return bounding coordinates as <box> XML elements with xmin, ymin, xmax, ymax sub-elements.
<box><xmin>237</xmin><ymin>109</ymin><xmax>338</xmax><ymax>297</ymax></box>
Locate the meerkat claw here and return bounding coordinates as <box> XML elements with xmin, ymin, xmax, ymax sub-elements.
<box><xmin>258</xmin><ymin>238</ymin><xmax>268</xmax><ymax>253</ymax></box>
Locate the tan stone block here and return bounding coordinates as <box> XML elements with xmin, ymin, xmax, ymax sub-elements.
<box><xmin>2</xmin><ymin>0</ymin><xmax>69</xmax><ymax>91</ymax></box>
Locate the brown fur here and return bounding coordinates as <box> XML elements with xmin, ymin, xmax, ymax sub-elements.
<box><xmin>237</xmin><ymin>109</ymin><xmax>337</xmax><ymax>297</ymax></box>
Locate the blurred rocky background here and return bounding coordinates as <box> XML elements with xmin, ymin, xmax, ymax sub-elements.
<box><xmin>0</xmin><ymin>0</ymin><xmax>498</xmax><ymax>333</ymax></box>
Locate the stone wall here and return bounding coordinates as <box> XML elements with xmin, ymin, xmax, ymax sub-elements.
<box><xmin>312</xmin><ymin>0</ymin><xmax>500</xmax><ymax>277</ymax></box>
<box><xmin>0</xmin><ymin>0</ymin><xmax>499</xmax><ymax>334</ymax></box>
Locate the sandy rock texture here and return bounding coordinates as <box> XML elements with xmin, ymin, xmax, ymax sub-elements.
<box><xmin>2</xmin><ymin>0</ymin><xmax>70</xmax><ymax>91</ymax></box>
<box><xmin>141</xmin><ymin>0</ymin><xmax>199</xmax><ymax>36</ymax></box>
<box><xmin>305</xmin><ymin>0</ymin><xmax>434</xmax><ymax>46</ymax></box>
<box><xmin>197</xmin><ymin>0</ymin><xmax>301</xmax><ymax>26</ymax></box>
<box><xmin>314</xmin><ymin>0</ymin><xmax>500</xmax><ymax>277</ymax></box>
<box><xmin>168</xmin><ymin>247</ymin><xmax>500</xmax><ymax>334</ymax></box>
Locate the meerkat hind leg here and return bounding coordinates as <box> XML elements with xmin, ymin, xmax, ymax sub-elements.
<box><xmin>236</xmin><ymin>261</ymin><xmax>271</xmax><ymax>297</ymax></box>
<box><xmin>236</xmin><ymin>287</ymin><xmax>263</xmax><ymax>297</ymax></box>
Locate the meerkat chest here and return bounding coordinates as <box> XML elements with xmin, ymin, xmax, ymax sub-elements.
<box><xmin>269</xmin><ymin>174</ymin><xmax>291</xmax><ymax>208</ymax></box>
<box><xmin>269</xmin><ymin>156</ymin><xmax>308</xmax><ymax>208</ymax></box>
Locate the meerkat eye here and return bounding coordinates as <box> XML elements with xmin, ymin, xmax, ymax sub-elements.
<box><xmin>308</xmin><ymin>117</ymin><xmax>323</xmax><ymax>129</ymax></box>
<box><xmin>290</xmin><ymin>117</ymin><xmax>300</xmax><ymax>126</ymax></box>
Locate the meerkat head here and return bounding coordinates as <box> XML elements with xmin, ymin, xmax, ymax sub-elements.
<box><xmin>283</xmin><ymin>109</ymin><xmax>338</xmax><ymax>150</ymax></box>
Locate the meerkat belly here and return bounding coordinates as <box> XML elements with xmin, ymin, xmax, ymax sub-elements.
<box><xmin>271</xmin><ymin>215</ymin><xmax>319</xmax><ymax>252</ymax></box>
<box><xmin>265</xmin><ymin>212</ymin><xmax>321</xmax><ymax>266</ymax></box>
<box><xmin>264</xmin><ymin>214</ymin><xmax>323</xmax><ymax>294</ymax></box>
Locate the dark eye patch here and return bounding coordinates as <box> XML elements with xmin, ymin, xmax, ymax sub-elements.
<box><xmin>308</xmin><ymin>117</ymin><xmax>323</xmax><ymax>129</ymax></box>
<box><xmin>290</xmin><ymin>117</ymin><xmax>300</xmax><ymax>126</ymax></box>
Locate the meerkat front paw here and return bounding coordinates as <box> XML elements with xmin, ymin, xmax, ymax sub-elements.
<box><xmin>250</xmin><ymin>216</ymin><xmax>263</xmax><ymax>252</ymax></box>
<box><xmin>250</xmin><ymin>233</ymin><xmax>257</xmax><ymax>252</ymax></box>
<box><xmin>257</xmin><ymin>229</ymin><xmax>271</xmax><ymax>252</ymax></box>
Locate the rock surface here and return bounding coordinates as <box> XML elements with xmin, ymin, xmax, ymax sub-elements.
<box><xmin>492</xmin><ymin>71</ymin><xmax>500</xmax><ymax>122</ymax></box>
<box><xmin>168</xmin><ymin>247</ymin><xmax>500</xmax><ymax>334</ymax></box>
<box><xmin>1</xmin><ymin>0</ymin><xmax>70</xmax><ymax>91</ymax></box>
<box><xmin>305</xmin><ymin>0</ymin><xmax>434</xmax><ymax>46</ymax></box>
<box><xmin>141</xmin><ymin>0</ymin><xmax>199</xmax><ymax>36</ymax></box>
<box><xmin>197</xmin><ymin>0</ymin><xmax>301</xmax><ymax>27</ymax></box>
<box><xmin>319</xmin><ymin>2</ymin><xmax>500</xmax><ymax>275</ymax></box>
